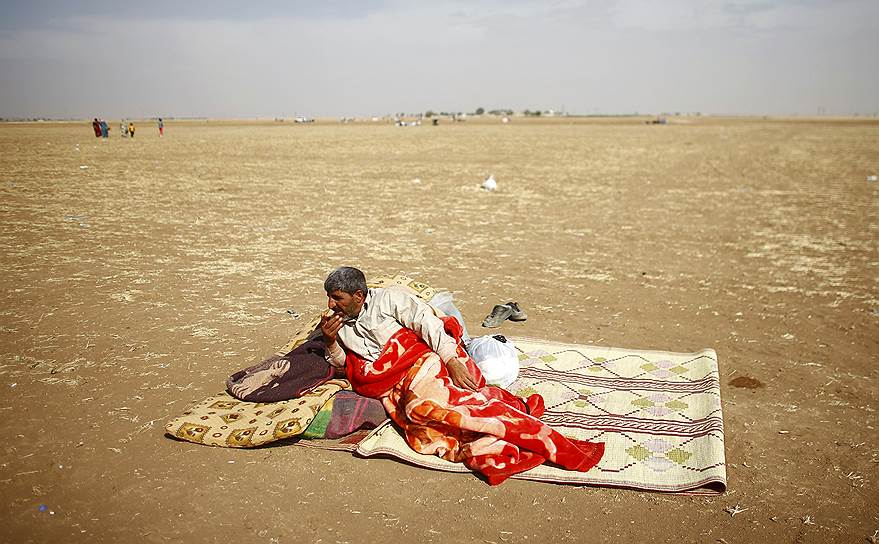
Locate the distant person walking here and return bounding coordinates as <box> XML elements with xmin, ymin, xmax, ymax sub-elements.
<box><xmin>100</xmin><ymin>119</ymin><xmax>109</xmax><ymax>138</ymax></box>
<box><xmin>92</xmin><ymin>118</ymin><xmax>101</xmax><ymax>137</ymax></box>
<box><xmin>120</xmin><ymin>120</ymin><xmax>128</xmax><ymax>137</ymax></box>
<box><xmin>157</xmin><ymin>118</ymin><xmax>164</xmax><ymax>136</ymax></box>
<box><xmin>128</xmin><ymin>121</ymin><xmax>136</xmax><ymax>138</ymax></box>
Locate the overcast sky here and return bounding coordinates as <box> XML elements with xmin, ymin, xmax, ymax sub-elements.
<box><xmin>1</xmin><ymin>0</ymin><xmax>877</xmax><ymax>118</ymax></box>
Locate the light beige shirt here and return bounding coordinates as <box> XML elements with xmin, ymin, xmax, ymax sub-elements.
<box><xmin>326</xmin><ymin>286</ymin><xmax>458</xmax><ymax>367</ymax></box>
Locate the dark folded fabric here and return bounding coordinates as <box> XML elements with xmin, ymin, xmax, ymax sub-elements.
<box><xmin>325</xmin><ymin>390</ymin><xmax>388</xmax><ymax>439</ymax></box>
<box><xmin>226</xmin><ymin>339</ymin><xmax>334</xmax><ymax>402</ymax></box>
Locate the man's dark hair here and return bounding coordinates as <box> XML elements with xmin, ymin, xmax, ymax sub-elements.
<box><xmin>324</xmin><ymin>266</ymin><xmax>367</xmax><ymax>296</ymax></box>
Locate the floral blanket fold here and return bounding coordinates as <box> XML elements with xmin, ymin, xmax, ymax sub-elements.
<box><xmin>345</xmin><ymin>317</ymin><xmax>605</xmax><ymax>485</ymax></box>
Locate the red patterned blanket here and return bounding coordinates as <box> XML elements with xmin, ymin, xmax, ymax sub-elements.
<box><xmin>345</xmin><ymin>318</ymin><xmax>604</xmax><ymax>485</ymax></box>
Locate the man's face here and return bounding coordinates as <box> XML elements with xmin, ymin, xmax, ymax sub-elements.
<box><xmin>327</xmin><ymin>289</ymin><xmax>365</xmax><ymax>318</ymax></box>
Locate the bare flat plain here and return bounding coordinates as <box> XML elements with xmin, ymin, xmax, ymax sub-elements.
<box><xmin>1</xmin><ymin>117</ymin><xmax>877</xmax><ymax>543</ymax></box>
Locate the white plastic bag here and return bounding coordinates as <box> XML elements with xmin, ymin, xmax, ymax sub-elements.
<box><xmin>467</xmin><ymin>335</ymin><xmax>519</xmax><ymax>388</ymax></box>
<box><xmin>428</xmin><ymin>290</ymin><xmax>472</xmax><ymax>345</ymax></box>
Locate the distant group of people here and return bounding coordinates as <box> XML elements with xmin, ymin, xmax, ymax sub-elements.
<box><xmin>91</xmin><ymin>118</ymin><xmax>164</xmax><ymax>138</ymax></box>
<box><xmin>92</xmin><ymin>118</ymin><xmax>109</xmax><ymax>138</ymax></box>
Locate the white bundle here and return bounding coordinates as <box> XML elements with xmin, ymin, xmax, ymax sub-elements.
<box><xmin>467</xmin><ymin>335</ymin><xmax>519</xmax><ymax>388</ymax></box>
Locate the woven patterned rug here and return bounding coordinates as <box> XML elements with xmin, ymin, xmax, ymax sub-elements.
<box><xmin>355</xmin><ymin>338</ymin><xmax>726</xmax><ymax>493</ymax></box>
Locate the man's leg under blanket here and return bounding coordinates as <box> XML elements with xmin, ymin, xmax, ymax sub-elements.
<box><xmin>382</xmin><ymin>355</ymin><xmax>604</xmax><ymax>485</ymax></box>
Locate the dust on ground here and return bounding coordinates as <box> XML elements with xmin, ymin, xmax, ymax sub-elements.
<box><xmin>1</xmin><ymin>117</ymin><xmax>877</xmax><ymax>543</ymax></box>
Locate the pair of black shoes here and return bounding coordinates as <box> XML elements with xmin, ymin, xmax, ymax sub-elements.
<box><xmin>481</xmin><ymin>302</ymin><xmax>528</xmax><ymax>328</ymax></box>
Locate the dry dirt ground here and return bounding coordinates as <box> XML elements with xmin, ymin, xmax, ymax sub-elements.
<box><xmin>0</xmin><ymin>117</ymin><xmax>877</xmax><ymax>543</ymax></box>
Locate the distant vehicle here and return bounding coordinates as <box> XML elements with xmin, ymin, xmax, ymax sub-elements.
<box><xmin>294</xmin><ymin>117</ymin><xmax>314</xmax><ymax>123</ymax></box>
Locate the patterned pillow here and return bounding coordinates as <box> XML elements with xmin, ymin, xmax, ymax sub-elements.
<box><xmin>165</xmin><ymin>380</ymin><xmax>348</xmax><ymax>448</ymax></box>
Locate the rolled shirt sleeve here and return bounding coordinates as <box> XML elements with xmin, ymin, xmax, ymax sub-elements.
<box><xmin>325</xmin><ymin>340</ymin><xmax>347</xmax><ymax>368</ymax></box>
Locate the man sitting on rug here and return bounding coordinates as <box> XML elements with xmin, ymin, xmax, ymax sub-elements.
<box><xmin>320</xmin><ymin>266</ymin><xmax>604</xmax><ymax>485</ymax></box>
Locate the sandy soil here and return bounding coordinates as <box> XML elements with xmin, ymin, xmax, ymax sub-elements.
<box><xmin>0</xmin><ymin>117</ymin><xmax>877</xmax><ymax>543</ymax></box>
